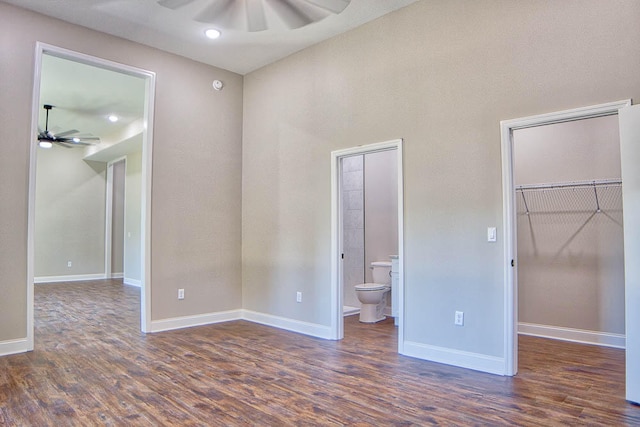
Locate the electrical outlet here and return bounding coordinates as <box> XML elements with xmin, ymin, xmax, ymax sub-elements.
<box><xmin>178</xmin><ymin>288</ymin><xmax>185</xmax><ymax>300</ymax></box>
<box><xmin>296</xmin><ymin>291</ymin><xmax>302</xmax><ymax>303</ymax></box>
<box><xmin>67</xmin><ymin>261</ymin><xmax>72</xmax><ymax>268</ymax></box>
<box><xmin>455</xmin><ymin>311</ymin><xmax>464</xmax><ymax>326</ymax></box>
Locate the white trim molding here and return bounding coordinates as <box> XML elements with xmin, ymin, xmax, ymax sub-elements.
<box><xmin>500</xmin><ymin>99</ymin><xmax>632</xmax><ymax>376</ymax></box>
<box><xmin>403</xmin><ymin>341</ymin><xmax>506</xmax><ymax>376</ymax></box>
<box><xmin>149</xmin><ymin>310</ymin><xmax>243</xmax><ymax>333</ymax></box>
<box><xmin>35</xmin><ymin>273</ymin><xmax>107</xmax><ymax>284</ymax></box>
<box><xmin>242</xmin><ymin>310</ymin><xmax>334</xmax><ymax>340</ymax></box>
<box><xmin>0</xmin><ymin>338</ymin><xmax>29</xmax><ymax>357</ymax></box>
<box><xmin>148</xmin><ymin>309</ymin><xmax>333</xmax><ymax>339</ymax></box>
<box><xmin>519</xmin><ymin>323</ymin><xmax>625</xmax><ymax>349</ymax></box>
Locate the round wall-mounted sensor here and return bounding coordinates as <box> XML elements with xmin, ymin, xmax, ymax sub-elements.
<box><xmin>212</xmin><ymin>80</ymin><xmax>224</xmax><ymax>91</ymax></box>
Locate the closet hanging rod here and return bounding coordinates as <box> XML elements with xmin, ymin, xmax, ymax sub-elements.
<box><xmin>516</xmin><ymin>179</ymin><xmax>622</xmax><ymax>192</ymax></box>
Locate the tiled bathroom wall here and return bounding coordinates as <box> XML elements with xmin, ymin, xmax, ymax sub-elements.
<box><xmin>342</xmin><ymin>155</ymin><xmax>364</xmax><ymax>309</ymax></box>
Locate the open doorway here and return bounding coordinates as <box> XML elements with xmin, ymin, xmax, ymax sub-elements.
<box><xmin>341</xmin><ymin>150</ymin><xmax>398</xmax><ymax>322</ymax></box>
<box><xmin>513</xmin><ymin>116</ymin><xmax>625</xmax><ymax>348</ymax></box>
<box><xmin>330</xmin><ymin>139</ymin><xmax>404</xmax><ymax>350</ymax></box>
<box><xmin>500</xmin><ymin>99</ymin><xmax>631</xmax><ymax>375</ymax></box>
<box><xmin>26</xmin><ymin>43</ymin><xmax>156</xmax><ymax>349</ymax></box>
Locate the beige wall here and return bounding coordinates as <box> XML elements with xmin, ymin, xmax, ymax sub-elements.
<box><xmin>514</xmin><ymin>116</ymin><xmax>624</xmax><ymax>334</ymax></box>
<box><xmin>0</xmin><ymin>2</ymin><xmax>243</xmax><ymax>342</ymax></box>
<box><xmin>34</xmin><ymin>147</ymin><xmax>107</xmax><ymax>278</ymax></box>
<box><xmin>242</xmin><ymin>0</ymin><xmax>640</xmax><ymax>358</ymax></box>
<box><xmin>111</xmin><ymin>159</ymin><xmax>125</xmax><ymax>275</ymax></box>
<box><xmin>124</xmin><ymin>151</ymin><xmax>142</xmax><ymax>283</ymax></box>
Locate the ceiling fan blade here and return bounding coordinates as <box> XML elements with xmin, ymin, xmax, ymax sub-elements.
<box><xmin>53</xmin><ymin>141</ymin><xmax>73</xmax><ymax>149</ymax></box>
<box><xmin>246</xmin><ymin>0</ymin><xmax>268</xmax><ymax>32</ymax></box>
<box><xmin>58</xmin><ymin>139</ymin><xmax>94</xmax><ymax>147</ymax></box>
<box><xmin>266</xmin><ymin>0</ymin><xmax>328</xmax><ymax>29</ymax></box>
<box><xmin>302</xmin><ymin>0</ymin><xmax>349</xmax><ymax>14</ymax></box>
<box><xmin>157</xmin><ymin>0</ymin><xmax>196</xmax><ymax>10</ymax></box>
<box><xmin>58</xmin><ymin>135</ymin><xmax>100</xmax><ymax>143</ymax></box>
<box><xmin>54</xmin><ymin>129</ymin><xmax>80</xmax><ymax>137</ymax></box>
<box><xmin>195</xmin><ymin>0</ymin><xmax>235</xmax><ymax>24</ymax></box>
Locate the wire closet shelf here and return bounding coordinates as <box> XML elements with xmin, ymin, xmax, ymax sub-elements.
<box><xmin>515</xmin><ymin>179</ymin><xmax>622</xmax><ymax>215</ymax></box>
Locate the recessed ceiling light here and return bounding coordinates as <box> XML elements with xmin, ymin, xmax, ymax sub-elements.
<box><xmin>205</xmin><ymin>28</ymin><xmax>221</xmax><ymax>39</ymax></box>
<box><xmin>108</xmin><ymin>115</ymin><xmax>119</xmax><ymax>123</ymax></box>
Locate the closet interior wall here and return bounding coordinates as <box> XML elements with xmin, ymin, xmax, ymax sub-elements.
<box><xmin>513</xmin><ymin>115</ymin><xmax>625</xmax><ymax>343</ymax></box>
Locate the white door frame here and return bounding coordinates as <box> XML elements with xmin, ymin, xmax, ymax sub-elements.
<box><xmin>105</xmin><ymin>156</ymin><xmax>127</xmax><ymax>279</ymax></box>
<box><xmin>330</xmin><ymin>139</ymin><xmax>405</xmax><ymax>352</ymax></box>
<box><xmin>27</xmin><ymin>43</ymin><xmax>156</xmax><ymax>348</ymax></box>
<box><xmin>500</xmin><ymin>99</ymin><xmax>631</xmax><ymax>375</ymax></box>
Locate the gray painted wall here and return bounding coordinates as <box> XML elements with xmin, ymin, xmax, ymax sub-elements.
<box><xmin>35</xmin><ymin>147</ymin><xmax>106</xmax><ymax>277</ymax></box>
<box><xmin>242</xmin><ymin>0</ymin><xmax>640</xmax><ymax>359</ymax></box>
<box><xmin>124</xmin><ymin>151</ymin><xmax>142</xmax><ymax>283</ymax></box>
<box><xmin>111</xmin><ymin>159</ymin><xmax>125</xmax><ymax>275</ymax></box>
<box><xmin>364</xmin><ymin>150</ymin><xmax>398</xmax><ymax>283</ymax></box>
<box><xmin>514</xmin><ymin>116</ymin><xmax>624</xmax><ymax>335</ymax></box>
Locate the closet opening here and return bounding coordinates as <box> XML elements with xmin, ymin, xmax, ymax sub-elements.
<box><xmin>500</xmin><ymin>99</ymin><xmax>631</xmax><ymax>376</ymax></box>
<box><xmin>513</xmin><ymin>115</ymin><xmax>625</xmax><ymax>349</ymax></box>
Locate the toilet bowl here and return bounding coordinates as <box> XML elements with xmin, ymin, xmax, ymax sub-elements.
<box><xmin>355</xmin><ymin>261</ymin><xmax>392</xmax><ymax>323</ymax></box>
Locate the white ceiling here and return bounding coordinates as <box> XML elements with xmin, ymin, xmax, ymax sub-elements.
<box><xmin>6</xmin><ymin>0</ymin><xmax>420</xmax><ymax>75</ymax></box>
<box><xmin>40</xmin><ymin>54</ymin><xmax>146</xmax><ymax>138</ymax></box>
<box><xmin>38</xmin><ymin>53</ymin><xmax>146</xmax><ymax>154</ymax></box>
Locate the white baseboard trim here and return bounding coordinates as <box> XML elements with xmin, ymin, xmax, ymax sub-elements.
<box><xmin>149</xmin><ymin>309</ymin><xmax>334</xmax><ymax>340</ymax></box>
<box><xmin>123</xmin><ymin>278</ymin><xmax>141</xmax><ymax>287</ymax></box>
<box><xmin>0</xmin><ymin>338</ymin><xmax>29</xmax><ymax>356</ymax></box>
<box><xmin>242</xmin><ymin>310</ymin><xmax>334</xmax><ymax>340</ymax></box>
<box><xmin>150</xmin><ymin>309</ymin><xmax>243</xmax><ymax>333</ymax></box>
<box><xmin>343</xmin><ymin>305</ymin><xmax>360</xmax><ymax>316</ymax></box>
<box><xmin>402</xmin><ymin>340</ymin><xmax>506</xmax><ymax>375</ymax></box>
<box><xmin>35</xmin><ymin>273</ymin><xmax>106</xmax><ymax>284</ymax></box>
<box><xmin>110</xmin><ymin>273</ymin><xmax>124</xmax><ymax>279</ymax></box>
<box><xmin>518</xmin><ymin>322</ymin><xmax>625</xmax><ymax>349</ymax></box>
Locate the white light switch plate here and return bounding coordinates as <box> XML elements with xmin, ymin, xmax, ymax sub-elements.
<box><xmin>487</xmin><ymin>227</ymin><xmax>497</xmax><ymax>242</ymax></box>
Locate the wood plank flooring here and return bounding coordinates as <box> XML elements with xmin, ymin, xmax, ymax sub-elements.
<box><xmin>1</xmin><ymin>279</ymin><xmax>639</xmax><ymax>425</ymax></box>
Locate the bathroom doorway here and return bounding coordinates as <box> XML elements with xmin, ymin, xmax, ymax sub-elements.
<box><xmin>330</xmin><ymin>139</ymin><xmax>404</xmax><ymax>350</ymax></box>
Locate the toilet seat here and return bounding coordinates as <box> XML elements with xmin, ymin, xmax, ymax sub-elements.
<box><xmin>355</xmin><ymin>283</ymin><xmax>390</xmax><ymax>291</ymax></box>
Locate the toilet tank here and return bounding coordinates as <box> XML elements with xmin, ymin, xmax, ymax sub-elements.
<box><xmin>371</xmin><ymin>261</ymin><xmax>392</xmax><ymax>284</ymax></box>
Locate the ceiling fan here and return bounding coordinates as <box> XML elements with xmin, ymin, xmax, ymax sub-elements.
<box><xmin>158</xmin><ymin>0</ymin><xmax>351</xmax><ymax>32</ymax></box>
<box><xmin>37</xmin><ymin>104</ymin><xmax>100</xmax><ymax>148</ymax></box>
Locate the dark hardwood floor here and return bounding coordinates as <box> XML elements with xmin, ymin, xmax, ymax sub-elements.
<box><xmin>1</xmin><ymin>279</ymin><xmax>639</xmax><ymax>425</ymax></box>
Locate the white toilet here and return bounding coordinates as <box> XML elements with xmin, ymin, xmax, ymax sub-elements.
<box><xmin>355</xmin><ymin>261</ymin><xmax>392</xmax><ymax>323</ymax></box>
